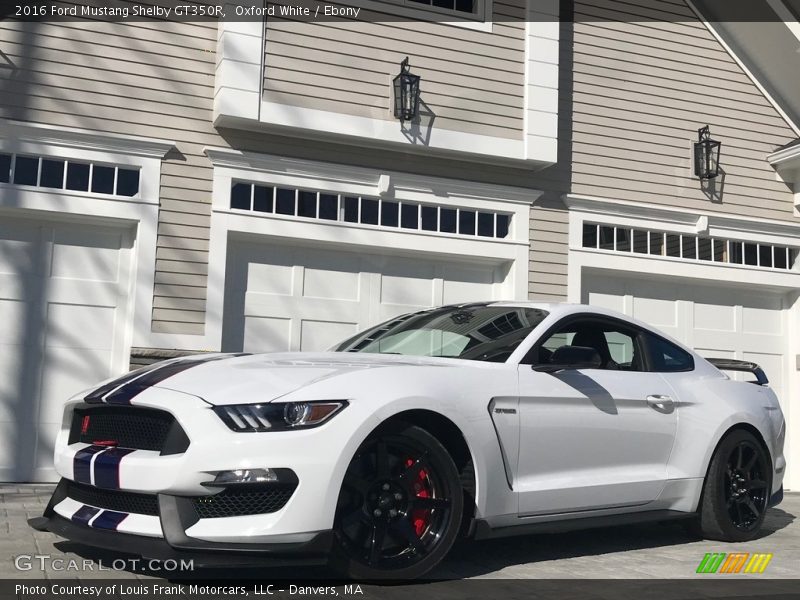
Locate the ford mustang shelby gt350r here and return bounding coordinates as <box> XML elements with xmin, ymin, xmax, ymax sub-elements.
<box><xmin>31</xmin><ymin>302</ymin><xmax>785</xmax><ymax>579</ymax></box>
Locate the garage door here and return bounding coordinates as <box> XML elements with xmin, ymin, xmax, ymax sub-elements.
<box><xmin>222</xmin><ymin>240</ymin><xmax>508</xmax><ymax>353</ymax></box>
<box><xmin>0</xmin><ymin>217</ymin><xmax>133</xmax><ymax>481</ymax></box>
<box><xmin>583</xmin><ymin>272</ymin><xmax>787</xmax><ymax>404</ymax></box>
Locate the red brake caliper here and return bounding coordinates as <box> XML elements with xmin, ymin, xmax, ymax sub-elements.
<box><xmin>406</xmin><ymin>458</ymin><xmax>432</xmax><ymax>537</ymax></box>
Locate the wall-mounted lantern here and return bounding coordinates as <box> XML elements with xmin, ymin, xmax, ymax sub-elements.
<box><xmin>694</xmin><ymin>125</ymin><xmax>722</xmax><ymax>180</ymax></box>
<box><xmin>393</xmin><ymin>57</ymin><xmax>421</xmax><ymax>123</ymax></box>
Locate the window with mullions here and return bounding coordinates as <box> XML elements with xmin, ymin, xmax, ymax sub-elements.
<box><xmin>408</xmin><ymin>0</ymin><xmax>476</xmax><ymax>13</ymax></box>
<box><xmin>582</xmin><ymin>222</ymin><xmax>798</xmax><ymax>272</ymax></box>
<box><xmin>0</xmin><ymin>152</ymin><xmax>139</xmax><ymax>197</ymax></box>
<box><xmin>229</xmin><ymin>181</ymin><xmax>513</xmax><ymax>240</ymax></box>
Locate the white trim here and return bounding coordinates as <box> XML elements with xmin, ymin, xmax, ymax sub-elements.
<box><xmin>232</xmin><ymin>101</ymin><xmax>543</xmax><ymax>166</ymax></box>
<box><xmin>202</xmin><ymin>152</ymin><xmax>537</xmax><ymax>351</ymax></box>
<box><xmin>204</xmin><ymin>147</ymin><xmax>538</xmax><ymax>205</ymax></box>
<box><xmin>768</xmin><ymin>142</ymin><xmax>800</xmax><ymax>214</ymax></box>
<box><xmin>523</xmin><ymin>0</ymin><xmax>559</xmax><ymax>163</ymax></box>
<box><xmin>566</xmin><ymin>195</ymin><xmax>800</xmax><ymax>300</ymax></box>
<box><xmin>685</xmin><ymin>0</ymin><xmax>800</xmax><ymax>138</ymax></box>
<box><xmin>766</xmin><ymin>0</ymin><xmax>800</xmax><ymax>45</ymax></box>
<box><xmin>565</xmin><ymin>193</ymin><xmax>800</xmax><ymax>241</ymax></box>
<box><xmin>348</xmin><ymin>0</ymin><xmax>493</xmax><ymax>32</ymax></box>
<box><xmin>0</xmin><ymin>120</ymin><xmax>175</xmax><ymax>159</ymax></box>
<box><xmin>214</xmin><ymin>11</ymin><xmax>262</xmax><ymax>122</ymax></box>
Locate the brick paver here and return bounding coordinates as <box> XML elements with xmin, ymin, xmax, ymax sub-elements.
<box><xmin>2</xmin><ymin>485</ymin><xmax>797</xmax><ymax>580</ymax></box>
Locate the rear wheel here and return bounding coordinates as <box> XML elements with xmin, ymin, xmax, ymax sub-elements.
<box><xmin>695</xmin><ymin>429</ymin><xmax>771</xmax><ymax>541</ymax></box>
<box><xmin>331</xmin><ymin>424</ymin><xmax>463</xmax><ymax>580</ymax></box>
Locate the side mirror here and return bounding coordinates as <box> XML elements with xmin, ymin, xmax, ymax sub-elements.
<box><xmin>532</xmin><ymin>345</ymin><xmax>602</xmax><ymax>373</ymax></box>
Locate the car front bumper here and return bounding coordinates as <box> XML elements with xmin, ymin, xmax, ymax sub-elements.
<box><xmin>30</xmin><ymin>479</ymin><xmax>333</xmax><ymax>567</ymax></box>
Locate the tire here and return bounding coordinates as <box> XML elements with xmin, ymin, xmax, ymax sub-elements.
<box><xmin>695</xmin><ymin>429</ymin><xmax>772</xmax><ymax>542</ymax></box>
<box><xmin>330</xmin><ymin>423</ymin><xmax>464</xmax><ymax>580</ymax></box>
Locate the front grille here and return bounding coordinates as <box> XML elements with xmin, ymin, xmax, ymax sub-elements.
<box><xmin>66</xmin><ymin>480</ymin><xmax>159</xmax><ymax>516</ymax></box>
<box><xmin>68</xmin><ymin>406</ymin><xmax>188</xmax><ymax>454</ymax></box>
<box><xmin>191</xmin><ymin>487</ymin><xmax>296</xmax><ymax>519</ymax></box>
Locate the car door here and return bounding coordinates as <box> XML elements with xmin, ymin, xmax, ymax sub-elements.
<box><xmin>515</xmin><ymin>316</ymin><xmax>678</xmax><ymax>516</ymax></box>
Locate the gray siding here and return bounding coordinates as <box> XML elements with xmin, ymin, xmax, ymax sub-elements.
<box><xmin>0</xmin><ymin>20</ymin><xmax>219</xmax><ymax>335</ymax></box>
<box><xmin>263</xmin><ymin>1</ymin><xmax>526</xmax><ymax>140</ymax></box>
<box><xmin>570</xmin><ymin>0</ymin><xmax>797</xmax><ymax>221</ymax></box>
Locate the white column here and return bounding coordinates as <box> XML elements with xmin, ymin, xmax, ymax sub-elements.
<box><xmin>524</xmin><ymin>0</ymin><xmax>560</xmax><ymax>164</ymax></box>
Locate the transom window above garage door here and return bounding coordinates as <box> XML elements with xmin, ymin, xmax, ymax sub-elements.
<box><xmin>230</xmin><ymin>181</ymin><xmax>511</xmax><ymax>239</ymax></box>
<box><xmin>582</xmin><ymin>223</ymin><xmax>798</xmax><ymax>271</ymax></box>
<box><xmin>0</xmin><ymin>152</ymin><xmax>140</xmax><ymax>197</ymax></box>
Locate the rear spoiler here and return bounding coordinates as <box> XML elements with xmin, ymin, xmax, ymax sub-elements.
<box><xmin>706</xmin><ymin>358</ymin><xmax>769</xmax><ymax>386</ymax></box>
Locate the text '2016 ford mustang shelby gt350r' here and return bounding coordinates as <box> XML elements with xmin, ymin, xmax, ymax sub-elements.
<box><xmin>31</xmin><ymin>302</ymin><xmax>786</xmax><ymax>579</ymax></box>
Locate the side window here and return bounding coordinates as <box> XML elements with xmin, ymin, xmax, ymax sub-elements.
<box><xmin>534</xmin><ymin>319</ymin><xmax>644</xmax><ymax>371</ymax></box>
<box><xmin>646</xmin><ymin>334</ymin><xmax>694</xmax><ymax>372</ymax></box>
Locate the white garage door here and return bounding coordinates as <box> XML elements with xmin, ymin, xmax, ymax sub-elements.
<box><xmin>583</xmin><ymin>272</ymin><xmax>787</xmax><ymax>405</ymax></box>
<box><xmin>0</xmin><ymin>217</ymin><xmax>133</xmax><ymax>481</ymax></box>
<box><xmin>222</xmin><ymin>240</ymin><xmax>508</xmax><ymax>353</ymax></box>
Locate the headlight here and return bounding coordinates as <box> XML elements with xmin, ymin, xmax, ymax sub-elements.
<box><xmin>213</xmin><ymin>400</ymin><xmax>348</xmax><ymax>432</ymax></box>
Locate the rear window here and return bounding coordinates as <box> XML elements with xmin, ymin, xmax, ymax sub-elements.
<box><xmin>646</xmin><ymin>334</ymin><xmax>694</xmax><ymax>372</ymax></box>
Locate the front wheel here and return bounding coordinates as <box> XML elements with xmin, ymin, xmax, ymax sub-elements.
<box><xmin>694</xmin><ymin>429</ymin><xmax>771</xmax><ymax>542</ymax></box>
<box><xmin>331</xmin><ymin>424</ymin><xmax>463</xmax><ymax>580</ymax></box>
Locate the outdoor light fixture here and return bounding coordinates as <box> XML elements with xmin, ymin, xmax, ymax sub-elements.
<box><xmin>694</xmin><ymin>125</ymin><xmax>722</xmax><ymax>179</ymax></box>
<box><xmin>393</xmin><ymin>57</ymin><xmax>421</xmax><ymax>123</ymax></box>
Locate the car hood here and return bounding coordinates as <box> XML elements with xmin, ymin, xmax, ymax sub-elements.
<box><xmin>149</xmin><ymin>352</ymin><xmax>453</xmax><ymax>406</ymax></box>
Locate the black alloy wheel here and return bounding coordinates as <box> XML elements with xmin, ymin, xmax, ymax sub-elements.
<box><xmin>694</xmin><ymin>429</ymin><xmax>772</xmax><ymax>542</ymax></box>
<box><xmin>724</xmin><ymin>439</ymin><xmax>769</xmax><ymax>531</ymax></box>
<box><xmin>331</xmin><ymin>424</ymin><xmax>463</xmax><ymax>579</ymax></box>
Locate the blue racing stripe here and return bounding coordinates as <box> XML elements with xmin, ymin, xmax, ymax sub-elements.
<box><xmin>72</xmin><ymin>446</ymin><xmax>108</xmax><ymax>484</ymax></box>
<box><xmin>71</xmin><ymin>505</ymin><xmax>100</xmax><ymax>526</ymax></box>
<box><xmin>103</xmin><ymin>354</ymin><xmax>250</xmax><ymax>406</ymax></box>
<box><xmin>91</xmin><ymin>510</ymin><xmax>128</xmax><ymax>531</ymax></box>
<box><xmin>83</xmin><ymin>362</ymin><xmax>166</xmax><ymax>404</ymax></box>
<box><xmin>93</xmin><ymin>448</ymin><xmax>136</xmax><ymax>489</ymax></box>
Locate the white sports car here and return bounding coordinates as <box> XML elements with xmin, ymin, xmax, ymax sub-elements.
<box><xmin>31</xmin><ymin>302</ymin><xmax>785</xmax><ymax>579</ymax></box>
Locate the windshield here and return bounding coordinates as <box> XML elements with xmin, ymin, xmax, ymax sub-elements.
<box><xmin>333</xmin><ymin>305</ymin><xmax>549</xmax><ymax>362</ymax></box>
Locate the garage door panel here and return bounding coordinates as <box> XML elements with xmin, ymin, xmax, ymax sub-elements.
<box><xmin>632</xmin><ymin>297</ymin><xmax>680</xmax><ymax>330</ymax></box>
<box><xmin>44</xmin><ymin>303</ymin><xmax>116</xmax><ymax>350</ymax></box>
<box><xmin>47</xmin><ymin>280</ymin><xmax>121</xmax><ymax>306</ymax></box>
<box><xmin>0</xmin><ymin>346</ymin><xmax>31</xmax><ymax>422</ymax></box>
<box><xmin>300</xmin><ymin>319</ymin><xmax>358</xmax><ymax>352</ymax></box>
<box><xmin>0</xmin><ymin>219</ymin><xmax>131</xmax><ymax>481</ymax></box>
<box><xmin>694</xmin><ymin>303</ymin><xmax>736</xmax><ymax>332</ymax></box>
<box><xmin>39</xmin><ymin>346</ymin><xmax>114</xmax><ymax>418</ymax></box>
<box><xmin>246</xmin><ymin>294</ymin><xmax>362</xmax><ymax>320</ymax></box>
<box><xmin>243</xmin><ymin>316</ymin><xmax>291</xmax><ymax>353</ymax></box>
<box><xmin>744</xmin><ymin>352</ymin><xmax>784</xmax><ymax>400</ymax></box>
<box><xmin>380</xmin><ymin>273</ymin><xmax>435</xmax><ymax>307</ymax></box>
<box><xmin>303</xmin><ymin>267</ymin><xmax>361</xmax><ymax>301</ymax></box>
<box><xmin>742</xmin><ymin>306</ymin><xmax>783</xmax><ymax>336</ymax></box>
<box><xmin>50</xmin><ymin>229</ymin><xmax>123</xmax><ymax>283</ymax></box>
<box><xmin>247</xmin><ymin>262</ymin><xmax>294</xmax><ymax>296</ymax></box>
<box><xmin>0</xmin><ymin>227</ymin><xmax>40</xmax><ymax>275</ymax></box>
<box><xmin>0</xmin><ymin>420</ymin><xmax>36</xmax><ymax>476</ymax></box>
<box><xmin>226</xmin><ymin>240</ymin><xmax>503</xmax><ymax>353</ymax></box>
<box><xmin>443</xmin><ymin>267</ymin><xmax>496</xmax><ymax>304</ymax></box>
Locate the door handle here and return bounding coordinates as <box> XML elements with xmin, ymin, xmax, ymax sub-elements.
<box><xmin>646</xmin><ymin>395</ymin><xmax>675</xmax><ymax>413</ymax></box>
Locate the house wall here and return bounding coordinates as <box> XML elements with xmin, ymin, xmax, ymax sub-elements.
<box><xmin>262</xmin><ymin>4</ymin><xmax>527</xmax><ymax>141</ymax></box>
<box><xmin>569</xmin><ymin>0</ymin><xmax>797</xmax><ymax>220</ymax></box>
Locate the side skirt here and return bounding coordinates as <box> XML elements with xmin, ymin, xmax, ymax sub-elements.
<box><xmin>471</xmin><ymin>510</ymin><xmax>694</xmax><ymax>540</ymax></box>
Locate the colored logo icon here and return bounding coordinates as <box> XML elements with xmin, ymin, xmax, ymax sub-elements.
<box><xmin>696</xmin><ymin>552</ymin><xmax>773</xmax><ymax>574</ymax></box>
